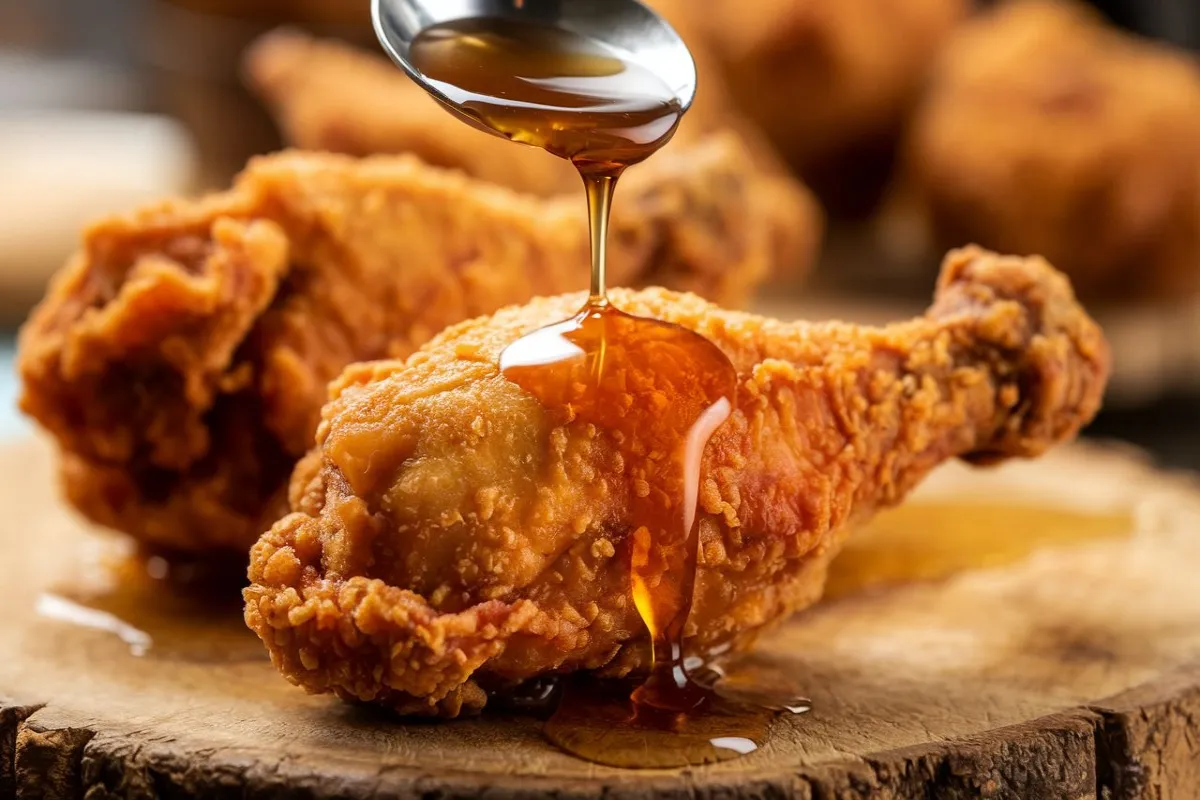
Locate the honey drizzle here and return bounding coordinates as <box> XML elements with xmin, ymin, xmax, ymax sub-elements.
<box><xmin>411</xmin><ymin>15</ymin><xmax>781</xmax><ymax>765</ymax></box>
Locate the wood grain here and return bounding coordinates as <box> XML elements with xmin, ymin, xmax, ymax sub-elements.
<box><xmin>2</xmin><ymin>436</ymin><xmax>1199</xmax><ymax>798</ymax></box>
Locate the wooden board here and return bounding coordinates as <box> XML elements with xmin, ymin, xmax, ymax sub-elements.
<box><xmin>2</xmin><ymin>436</ymin><xmax>1200</xmax><ymax>799</ymax></box>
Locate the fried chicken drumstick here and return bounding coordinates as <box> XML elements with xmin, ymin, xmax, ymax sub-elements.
<box><xmin>245</xmin><ymin>247</ymin><xmax>1109</xmax><ymax>716</ymax></box>
<box><xmin>19</xmin><ymin>134</ymin><xmax>815</xmax><ymax>555</ymax></box>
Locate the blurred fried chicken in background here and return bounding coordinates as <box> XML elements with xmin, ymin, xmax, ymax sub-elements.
<box><xmin>244</xmin><ymin>25</ymin><xmax>790</xmax><ymax>184</ymax></box>
<box><xmin>652</xmin><ymin>0</ymin><xmax>971</xmax><ymax>215</ymax></box>
<box><xmin>245</xmin><ymin>248</ymin><xmax>1109</xmax><ymax>716</ymax></box>
<box><xmin>19</xmin><ymin>135</ymin><xmax>819</xmax><ymax>555</ymax></box>
<box><xmin>244</xmin><ymin>28</ymin><xmax>578</xmax><ymax>195</ymax></box>
<box><xmin>247</xmin><ymin>0</ymin><xmax>969</xmax><ymax>220</ymax></box>
<box><xmin>244</xmin><ymin>28</ymin><xmax>817</xmax><ymax>275</ymax></box>
<box><xmin>899</xmin><ymin>0</ymin><xmax>1200</xmax><ymax>300</ymax></box>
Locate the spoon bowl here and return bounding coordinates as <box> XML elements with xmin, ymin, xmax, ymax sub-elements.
<box><xmin>371</xmin><ymin>0</ymin><xmax>698</xmax><ymax>138</ymax></box>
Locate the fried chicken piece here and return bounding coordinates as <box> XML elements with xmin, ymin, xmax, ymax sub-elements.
<box><xmin>19</xmin><ymin>134</ymin><xmax>817</xmax><ymax>555</ymax></box>
<box><xmin>653</xmin><ymin>0</ymin><xmax>970</xmax><ymax>215</ymax></box>
<box><xmin>245</xmin><ymin>247</ymin><xmax>1109</xmax><ymax>716</ymax></box>
<box><xmin>899</xmin><ymin>0</ymin><xmax>1200</xmax><ymax>300</ymax></box>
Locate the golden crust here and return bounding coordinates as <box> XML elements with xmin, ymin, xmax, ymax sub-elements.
<box><xmin>246</xmin><ymin>248</ymin><xmax>1109</xmax><ymax>716</ymax></box>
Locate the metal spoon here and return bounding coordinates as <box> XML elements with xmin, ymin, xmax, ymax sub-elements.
<box><xmin>371</xmin><ymin>0</ymin><xmax>698</xmax><ymax>138</ymax></box>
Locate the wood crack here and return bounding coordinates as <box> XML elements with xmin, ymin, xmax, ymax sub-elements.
<box><xmin>1</xmin><ymin>700</ymin><xmax>45</xmax><ymax>800</ymax></box>
<box><xmin>795</xmin><ymin>710</ymin><xmax>1098</xmax><ymax>799</ymax></box>
<box><xmin>13</xmin><ymin>713</ymin><xmax>96</xmax><ymax>800</ymax></box>
<box><xmin>1089</xmin><ymin>670</ymin><xmax>1200</xmax><ymax>800</ymax></box>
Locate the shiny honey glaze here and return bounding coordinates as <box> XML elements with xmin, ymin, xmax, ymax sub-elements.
<box><xmin>502</xmin><ymin>302</ymin><xmax>750</xmax><ymax>765</ymax></box>
<box><xmin>499</xmin><ymin>302</ymin><xmax>736</xmax><ymax>711</ymax></box>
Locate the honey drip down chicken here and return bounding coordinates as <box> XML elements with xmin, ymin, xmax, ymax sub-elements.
<box><xmin>245</xmin><ymin>248</ymin><xmax>1109</xmax><ymax>717</ymax></box>
<box><xmin>18</xmin><ymin>136</ymin><xmax>817</xmax><ymax>554</ymax></box>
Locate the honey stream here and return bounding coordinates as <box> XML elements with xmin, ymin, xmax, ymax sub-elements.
<box><xmin>413</xmin><ymin>16</ymin><xmax>789</xmax><ymax>765</ymax></box>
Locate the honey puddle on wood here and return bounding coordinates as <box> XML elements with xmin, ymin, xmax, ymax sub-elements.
<box><xmin>37</xmin><ymin>552</ymin><xmax>265</xmax><ymax>662</ymax></box>
<box><xmin>544</xmin><ymin>499</ymin><xmax>1134</xmax><ymax>767</ymax></box>
<box><xmin>543</xmin><ymin>655</ymin><xmax>812</xmax><ymax>769</ymax></box>
<box><xmin>544</xmin><ymin>678</ymin><xmax>774</xmax><ymax>769</ymax></box>
<box><xmin>825</xmin><ymin>499</ymin><xmax>1136</xmax><ymax>600</ymax></box>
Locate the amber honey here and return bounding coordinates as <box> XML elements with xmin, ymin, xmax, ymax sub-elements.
<box><xmin>410</xmin><ymin>17</ymin><xmax>683</xmax><ymax>171</ymax></box>
<box><xmin>410</xmin><ymin>14</ymin><xmax>775</xmax><ymax>765</ymax></box>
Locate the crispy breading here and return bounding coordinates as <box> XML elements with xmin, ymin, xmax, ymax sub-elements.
<box><xmin>20</xmin><ymin>135</ymin><xmax>819</xmax><ymax>554</ymax></box>
<box><xmin>245</xmin><ymin>247</ymin><xmax>1109</xmax><ymax>716</ymax></box>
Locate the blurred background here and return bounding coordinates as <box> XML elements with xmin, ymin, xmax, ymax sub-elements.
<box><xmin>1</xmin><ymin>0</ymin><xmax>1199</xmax><ymax>464</ymax></box>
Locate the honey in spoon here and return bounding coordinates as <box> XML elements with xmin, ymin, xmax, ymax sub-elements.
<box><xmin>409</xmin><ymin>17</ymin><xmax>684</xmax><ymax>171</ymax></box>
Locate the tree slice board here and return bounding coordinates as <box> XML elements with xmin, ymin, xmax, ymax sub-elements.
<box><xmin>2</xmin><ymin>436</ymin><xmax>1200</xmax><ymax>799</ymax></box>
